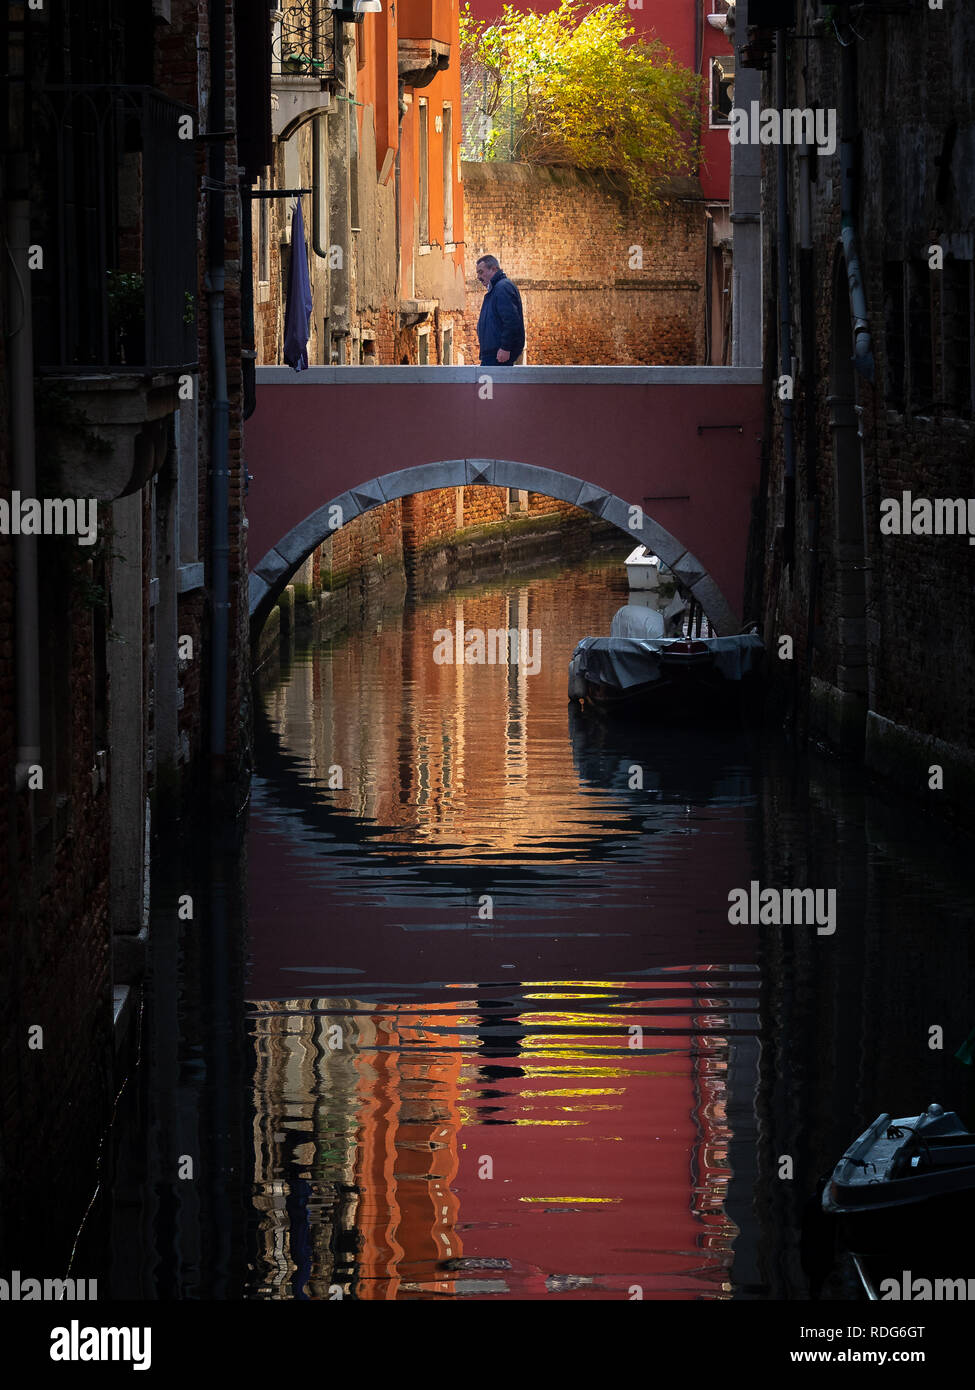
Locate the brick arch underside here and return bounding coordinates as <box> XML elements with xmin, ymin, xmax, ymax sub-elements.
<box><xmin>248</xmin><ymin>458</ymin><xmax>740</xmax><ymax>636</ymax></box>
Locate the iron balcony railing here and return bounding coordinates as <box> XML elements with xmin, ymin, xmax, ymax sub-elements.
<box><xmin>272</xmin><ymin>1</ymin><xmax>339</xmax><ymax>79</ymax></box>
<box><xmin>35</xmin><ymin>85</ymin><xmax>198</xmax><ymax>374</ymax></box>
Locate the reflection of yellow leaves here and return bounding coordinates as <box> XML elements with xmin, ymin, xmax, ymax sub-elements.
<box><xmin>518</xmin><ymin>1087</ymin><xmax>625</xmax><ymax>1097</ymax></box>
<box><xmin>519</xmin><ymin>1196</ymin><xmax>621</xmax><ymax>1203</ymax></box>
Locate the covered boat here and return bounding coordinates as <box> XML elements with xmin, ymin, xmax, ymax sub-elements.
<box><xmin>568</xmin><ymin>601</ymin><xmax>763</xmax><ymax>718</ymax></box>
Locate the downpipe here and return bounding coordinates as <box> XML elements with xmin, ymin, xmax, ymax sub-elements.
<box><xmin>840</xmin><ymin>43</ymin><xmax>874</xmax><ymax>382</ymax></box>
<box><xmin>798</xmin><ymin>142</ymin><xmax>820</xmax><ymax>743</ymax></box>
<box><xmin>775</xmin><ymin>37</ymin><xmax>797</xmax><ymax>573</ymax></box>
<box><xmin>4</xmin><ymin>155</ymin><xmax>41</xmax><ymax>790</ymax></box>
<box><xmin>207</xmin><ymin>0</ymin><xmax>230</xmax><ymax>776</ymax></box>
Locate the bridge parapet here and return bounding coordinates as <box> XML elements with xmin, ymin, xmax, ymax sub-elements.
<box><xmin>254</xmin><ymin>365</ymin><xmax>762</xmax><ymax>385</ymax></box>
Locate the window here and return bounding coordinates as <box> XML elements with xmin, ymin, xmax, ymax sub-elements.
<box><xmin>442</xmin><ymin>105</ymin><xmax>453</xmax><ymax>244</ymax></box>
<box><xmin>442</xmin><ymin>325</ymin><xmax>453</xmax><ymax>364</ymax></box>
<box><xmin>883</xmin><ymin>261</ymin><xmax>906</xmax><ymax>413</ymax></box>
<box><xmin>882</xmin><ymin>258</ymin><xmax>970</xmax><ymax>417</ymax></box>
<box><xmin>907</xmin><ymin>258</ymin><xmax>934</xmax><ymax>413</ymax></box>
<box><xmin>418</xmin><ymin>329</ymin><xmax>430</xmax><ymax>364</ymax></box>
<box><xmin>418</xmin><ymin>100</ymin><xmax>429</xmax><ymax>245</ymax></box>
<box><xmin>710</xmin><ymin>55</ymin><xmax>735</xmax><ymax>126</ymax></box>
<box><xmin>177</xmin><ymin>392</ymin><xmax>201</xmax><ymax>570</ymax></box>
<box><xmin>313</xmin><ymin>114</ymin><xmax>329</xmax><ymax>256</ymax></box>
<box><xmin>257</xmin><ymin>173</ymin><xmax>269</xmax><ymax>282</ymax></box>
<box><xmin>942</xmin><ymin>257</ymin><xmax>974</xmax><ymax>418</ymax></box>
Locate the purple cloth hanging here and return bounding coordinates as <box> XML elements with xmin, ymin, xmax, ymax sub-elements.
<box><xmin>283</xmin><ymin>199</ymin><xmax>313</xmax><ymax>371</ymax></box>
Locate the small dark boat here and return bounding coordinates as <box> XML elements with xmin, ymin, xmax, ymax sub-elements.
<box><xmin>823</xmin><ymin>1103</ymin><xmax>975</xmax><ymax>1216</ymax></box>
<box><xmin>815</xmin><ymin>1104</ymin><xmax>975</xmax><ymax>1293</ymax></box>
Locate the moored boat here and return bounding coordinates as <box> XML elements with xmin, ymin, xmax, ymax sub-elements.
<box><xmin>567</xmin><ymin>602</ymin><xmax>763</xmax><ymax>719</ymax></box>
<box><xmin>814</xmin><ymin>1103</ymin><xmax>975</xmax><ymax>1291</ymax></box>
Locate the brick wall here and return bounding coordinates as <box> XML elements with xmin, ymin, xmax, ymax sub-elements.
<box><xmin>312</xmin><ymin>484</ymin><xmax>587</xmax><ymax>601</ymax></box>
<box><xmin>458</xmin><ymin>163</ymin><xmax>708</xmax><ymax>365</ymax></box>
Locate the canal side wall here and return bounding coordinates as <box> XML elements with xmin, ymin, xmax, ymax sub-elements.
<box><xmin>2</xmin><ymin>0</ymin><xmax>266</xmax><ymax>1269</ymax></box>
<box><xmin>756</xmin><ymin>0</ymin><xmax>975</xmax><ymax>829</ymax></box>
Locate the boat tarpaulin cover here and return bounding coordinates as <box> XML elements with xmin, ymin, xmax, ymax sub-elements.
<box><xmin>283</xmin><ymin>199</ymin><xmax>313</xmax><ymax>371</ymax></box>
<box><xmin>610</xmin><ymin>604</ymin><xmax>666</xmax><ymax>639</ymax></box>
<box><xmin>568</xmin><ymin>634</ymin><xmax>764</xmax><ymax>693</ymax></box>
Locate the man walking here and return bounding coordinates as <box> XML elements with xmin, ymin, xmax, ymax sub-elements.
<box><xmin>475</xmin><ymin>255</ymin><xmax>525</xmax><ymax>366</ymax></box>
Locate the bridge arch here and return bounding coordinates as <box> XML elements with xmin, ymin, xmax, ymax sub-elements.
<box><xmin>249</xmin><ymin>458</ymin><xmax>741</xmax><ymax>638</ymax></box>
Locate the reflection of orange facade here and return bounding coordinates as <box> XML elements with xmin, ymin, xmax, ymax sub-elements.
<box><xmin>354</xmin><ymin>1006</ymin><xmax>466</xmax><ymax>1298</ymax></box>
<box><xmin>249</xmin><ymin>987</ymin><xmax>736</xmax><ymax>1299</ymax></box>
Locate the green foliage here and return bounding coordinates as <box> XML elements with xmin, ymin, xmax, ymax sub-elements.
<box><xmin>460</xmin><ymin>0</ymin><xmax>701</xmax><ymax>208</ymax></box>
<box><xmin>106</xmin><ymin>271</ymin><xmax>144</xmax><ymax>320</ymax></box>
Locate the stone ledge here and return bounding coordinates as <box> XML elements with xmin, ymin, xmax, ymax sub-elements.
<box><xmin>177</xmin><ymin>562</ymin><xmax>205</xmax><ymax>594</ymax></box>
<box><xmin>46</xmin><ymin>372</ymin><xmax>178</xmax><ymax>501</ymax></box>
<box><xmin>866</xmin><ymin>711</ymin><xmax>975</xmax><ymax>831</ymax></box>
<box><xmin>809</xmin><ymin>677</ymin><xmax>867</xmax><ymax>752</ymax></box>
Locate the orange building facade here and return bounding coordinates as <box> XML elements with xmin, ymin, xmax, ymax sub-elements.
<box><xmin>254</xmin><ymin>0</ymin><xmax>468</xmax><ymax>368</ymax></box>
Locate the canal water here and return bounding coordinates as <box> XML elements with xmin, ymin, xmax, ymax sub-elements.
<box><xmin>94</xmin><ymin>554</ymin><xmax>975</xmax><ymax>1301</ymax></box>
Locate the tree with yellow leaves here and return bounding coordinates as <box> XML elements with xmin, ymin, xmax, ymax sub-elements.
<box><xmin>460</xmin><ymin>0</ymin><xmax>701</xmax><ymax>209</ymax></box>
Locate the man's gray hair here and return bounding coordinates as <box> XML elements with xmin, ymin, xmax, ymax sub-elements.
<box><xmin>476</xmin><ymin>254</ymin><xmax>500</xmax><ymax>271</ymax></box>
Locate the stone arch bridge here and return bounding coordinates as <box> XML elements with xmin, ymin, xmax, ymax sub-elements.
<box><xmin>246</xmin><ymin>366</ymin><xmax>764</xmax><ymax>636</ymax></box>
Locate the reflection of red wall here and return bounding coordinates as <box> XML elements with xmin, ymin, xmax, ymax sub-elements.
<box><xmin>431</xmin><ymin>989</ymin><xmax>734</xmax><ymax>1299</ymax></box>
<box><xmin>464</xmin><ymin>0</ymin><xmax>731</xmax><ymax>202</ymax></box>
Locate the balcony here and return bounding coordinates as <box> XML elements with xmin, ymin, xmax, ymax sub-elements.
<box><xmin>31</xmin><ymin>86</ymin><xmax>196</xmax><ymax>498</ymax></box>
<box><xmin>271</xmin><ymin>1</ymin><xmax>336</xmax><ymax>137</ymax></box>
<box><xmin>34</xmin><ymin>86</ymin><xmax>197</xmax><ymax>377</ymax></box>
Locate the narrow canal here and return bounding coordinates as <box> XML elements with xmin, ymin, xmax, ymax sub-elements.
<box><xmin>91</xmin><ymin>552</ymin><xmax>975</xmax><ymax>1301</ymax></box>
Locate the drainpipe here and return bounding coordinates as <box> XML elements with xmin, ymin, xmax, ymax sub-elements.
<box><xmin>395</xmin><ymin>79</ymin><xmax>406</xmax><ymax>308</ymax></box>
<box><xmin>799</xmin><ymin>139</ymin><xmax>819</xmax><ymax>739</ymax></box>
<box><xmin>207</xmin><ymin>0</ymin><xmax>230</xmax><ymax>775</ymax></box>
<box><xmin>240</xmin><ymin>174</ymin><xmax>256</xmax><ymax>422</ymax></box>
<box><xmin>775</xmin><ymin>35</ymin><xmax>796</xmax><ymax>569</ymax></box>
<box><xmin>839</xmin><ymin>42</ymin><xmax>874</xmax><ymax>382</ymax></box>
<box><xmin>5</xmin><ymin>153</ymin><xmax>41</xmax><ymax>790</ymax></box>
<box><xmin>704</xmin><ymin>210</ymin><xmax>713</xmax><ymax>365</ymax></box>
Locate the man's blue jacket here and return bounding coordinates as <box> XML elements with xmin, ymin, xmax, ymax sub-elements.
<box><xmin>477</xmin><ymin>270</ymin><xmax>525</xmax><ymax>365</ymax></box>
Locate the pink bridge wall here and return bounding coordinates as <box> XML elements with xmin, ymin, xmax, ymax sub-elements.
<box><xmin>246</xmin><ymin>367</ymin><xmax>764</xmax><ymax>628</ymax></box>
